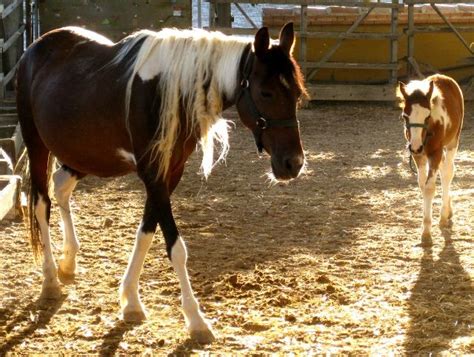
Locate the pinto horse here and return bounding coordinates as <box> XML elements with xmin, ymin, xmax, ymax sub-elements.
<box><xmin>16</xmin><ymin>23</ymin><xmax>306</xmax><ymax>343</ymax></box>
<box><xmin>397</xmin><ymin>74</ymin><xmax>463</xmax><ymax>242</ymax></box>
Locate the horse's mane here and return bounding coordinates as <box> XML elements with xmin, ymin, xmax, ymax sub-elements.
<box><xmin>110</xmin><ymin>28</ymin><xmax>250</xmax><ymax>179</ymax></box>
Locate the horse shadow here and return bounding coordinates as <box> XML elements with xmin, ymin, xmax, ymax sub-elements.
<box><xmin>98</xmin><ymin>320</ymin><xmax>140</xmax><ymax>357</ymax></box>
<box><xmin>404</xmin><ymin>228</ymin><xmax>474</xmax><ymax>354</ymax></box>
<box><xmin>0</xmin><ymin>294</ymin><xmax>66</xmax><ymax>354</ymax></box>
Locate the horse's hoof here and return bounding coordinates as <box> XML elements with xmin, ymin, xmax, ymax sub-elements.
<box><xmin>419</xmin><ymin>232</ymin><xmax>432</xmax><ymax>247</ymax></box>
<box><xmin>190</xmin><ymin>328</ymin><xmax>216</xmax><ymax>344</ymax></box>
<box><xmin>58</xmin><ymin>267</ymin><xmax>76</xmax><ymax>284</ymax></box>
<box><xmin>122</xmin><ymin>309</ymin><xmax>147</xmax><ymax>322</ymax></box>
<box><xmin>40</xmin><ymin>284</ymin><xmax>62</xmax><ymax>300</ymax></box>
<box><xmin>439</xmin><ymin>218</ymin><xmax>453</xmax><ymax>228</ymax></box>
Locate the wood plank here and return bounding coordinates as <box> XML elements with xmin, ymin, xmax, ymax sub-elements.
<box><xmin>0</xmin><ymin>174</ymin><xmax>21</xmax><ymax>221</ymax></box>
<box><xmin>1</xmin><ymin>24</ymin><xmax>25</xmax><ymax>52</ymax></box>
<box><xmin>306</xmin><ymin>31</ymin><xmax>398</xmax><ymax>39</ymax></box>
<box><xmin>307</xmin><ymin>61</ymin><xmax>398</xmax><ymax>70</ymax></box>
<box><xmin>307</xmin><ymin>83</ymin><xmax>397</xmax><ymax>101</ymax></box>
<box><xmin>211</xmin><ymin>0</ymin><xmax>402</xmax><ymax>8</ymax></box>
<box><xmin>0</xmin><ymin>0</ymin><xmax>22</xmax><ymax>20</ymax></box>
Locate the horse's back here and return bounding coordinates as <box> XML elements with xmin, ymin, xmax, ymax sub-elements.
<box><xmin>17</xmin><ymin>27</ymin><xmax>137</xmax><ymax>177</ymax></box>
<box><xmin>429</xmin><ymin>74</ymin><xmax>464</xmax><ymax>124</ymax></box>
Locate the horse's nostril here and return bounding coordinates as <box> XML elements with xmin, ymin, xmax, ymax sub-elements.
<box><xmin>284</xmin><ymin>156</ymin><xmax>304</xmax><ymax>176</ymax></box>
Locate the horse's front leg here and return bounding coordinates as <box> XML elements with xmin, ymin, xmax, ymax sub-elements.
<box><xmin>119</xmin><ymin>177</ymin><xmax>215</xmax><ymax>343</ymax></box>
<box><xmin>420</xmin><ymin>150</ymin><xmax>442</xmax><ymax>240</ymax></box>
<box><xmin>439</xmin><ymin>147</ymin><xmax>457</xmax><ymax>227</ymax></box>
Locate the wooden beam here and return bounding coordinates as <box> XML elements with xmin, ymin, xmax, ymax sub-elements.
<box><xmin>212</xmin><ymin>0</ymin><xmax>402</xmax><ymax>8</ymax></box>
<box><xmin>307</xmin><ymin>83</ymin><xmax>397</xmax><ymax>101</ymax></box>
<box><xmin>0</xmin><ymin>0</ymin><xmax>22</xmax><ymax>20</ymax></box>
<box><xmin>307</xmin><ymin>61</ymin><xmax>399</xmax><ymax>70</ymax></box>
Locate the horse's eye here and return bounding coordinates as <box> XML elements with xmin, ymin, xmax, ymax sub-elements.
<box><xmin>424</xmin><ymin>116</ymin><xmax>430</xmax><ymax>123</ymax></box>
<box><xmin>261</xmin><ymin>91</ymin><xmax>273</xmax><ymax>99</ymax></box>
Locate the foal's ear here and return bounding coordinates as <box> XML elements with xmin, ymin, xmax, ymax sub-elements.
<box><xmin>397</xmin><ymin>81</ymin><xmax>408</xmax><ymax>99</ymax></box>
<box><xmin>426</xmin><ymin>80</ymin><xmax>434</xmax><ymax>100</ymax></box>
<box><xmin>254</xmin><ymin>27</ymin><xmax>270</xmax><ymax>58</ymax></box>
<box><xmin>279</xmin><ymin>22</ymin><xmax>295</xmax><ymax>56</ymax></box>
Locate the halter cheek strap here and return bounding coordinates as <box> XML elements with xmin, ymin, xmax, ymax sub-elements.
<box><xmin>236</xmin><ymin>49</ymin><xmax>299</xmax><ymax>153</ymax></box>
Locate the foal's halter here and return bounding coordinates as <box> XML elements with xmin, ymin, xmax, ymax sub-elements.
<box><xmin>236</xmin><ymin>49</ymin><xmax>299</xmax><ymax>153</ymax></box>
<box><xmin>401</xmin><ymin>112</ymin><xmax>433</xmax><ymax>173</ymax></box>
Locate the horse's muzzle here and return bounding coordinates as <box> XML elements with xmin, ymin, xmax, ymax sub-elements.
<box><xmin>409</xmin><ymin>144</ymin><xmax>424</xmax><ymax>155</ymax></box>
<box><xmin>272</xmin><ymin>154</ymin><xmax>304</xmax><ymax>180</ymax></box>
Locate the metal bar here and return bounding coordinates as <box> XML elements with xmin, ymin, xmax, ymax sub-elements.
<box><xmin>300</xmin><ymin>5</ymin><xmax>307</xmax><ymax>77</ymax></box>
<box><xmin>431</xmin><ymin>3</ymin><xmax>474</xmax><ymax>55</ymax></box>
<box><xmin>308</xmin><ymin>7</ymin><xmax>374</xmax><ymax>80</ymax></box>
<box><xmin>390</xmin><ymin>0</ymin><xmax>399</xmax><ymax>84</ymax></box>
<box><xmin>0</xmin><ymin>0</ymin><xmax>22</xmax><ymax>19</ymax></box>
<box><xmin>234</xmin><ymin>3</ymin><xmax>257</xmax><ymax>28</ymax></box>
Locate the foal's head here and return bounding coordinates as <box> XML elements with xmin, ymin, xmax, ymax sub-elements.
<box><xmin>397</xmin><ymin>80</ymin><xmax>435</xmax><ymax>155</ymax></box>
<box><xmin>236</xmin><ymin>23</ymin><xmax>307</xmax><ymax>180</ymax></box>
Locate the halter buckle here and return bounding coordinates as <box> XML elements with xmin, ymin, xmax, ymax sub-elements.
<box><xmin>240</xmin><ymin>79</ymin><xmax>249</xmax><ymax>89</ymax></box>
<box><xmin>256</xmin><ymin>117</ymin><xmax>267</xmax><ymax>130</ymax></box>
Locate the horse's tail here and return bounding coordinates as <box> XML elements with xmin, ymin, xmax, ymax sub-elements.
<box><xmin>16</xmin><ymin>44</ymin><xmax>55</xmax><ymax>263</ymax></box>
<box><xmin>26</xmin><ymin>155</ymin><xmax>55</xmax><ymax>262</ymax></box>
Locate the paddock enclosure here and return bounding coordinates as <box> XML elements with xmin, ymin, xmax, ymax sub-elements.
<box><xmin>0</xmin><ymin>101</ymin><xmax>473</xmax><ymax>354</ymax></box>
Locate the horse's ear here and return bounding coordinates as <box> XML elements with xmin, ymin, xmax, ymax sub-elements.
<box><xmin>426</xmin><ymin>80</ymin><xmax>434</xmax><ymax>100</ymax></box>
<box><xmin>398</xmin><ymin>81</ymin><xmax>408</xmax><ymax>99</ymax></box>
<box><xmin>254</xmin><ymin>27</ymin><xmax>270</xmax><ymax>58</ymax></box>
<box><xmin>279</xmin><ymin>22</ymin><xmax>295</xmax><ymax>56</ymax></box>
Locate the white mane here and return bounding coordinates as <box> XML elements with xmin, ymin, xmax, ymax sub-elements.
<box><xmin>114</xmin><ymin>28</ymin><xmax>250</xmax><ymax>178</ymax></box>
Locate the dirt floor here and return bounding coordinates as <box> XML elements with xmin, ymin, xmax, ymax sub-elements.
<box><xmin>0</xmin><ymin>101</ymin><xmax>473</xmax><ymax>355</ymax></box>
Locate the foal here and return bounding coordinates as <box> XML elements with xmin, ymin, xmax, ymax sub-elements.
<box><xmin>398</xmin><ymin>74</ymin><xmax>464</xmax><ymax>241</ymax></box>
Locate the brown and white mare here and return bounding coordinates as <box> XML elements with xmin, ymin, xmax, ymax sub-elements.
<box><xmin>398</xmin><ymin>74</ymin><xmax>463</xmax><ymax>242</ymax></box>
<box><xmin>16</xmin><ymin>23</ymin><xmax>307</xmax><ymax>343</ymax></box>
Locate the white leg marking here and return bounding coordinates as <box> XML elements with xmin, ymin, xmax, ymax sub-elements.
<box><xmin>53</xmin><ymin>168</ymin><xmax>79</xmax><ymax>277</ymax></box>
<box><xmin>171</xmin><ymin>237</ymin><xmax>215</xmax><ymax>343</ymax></box>
<box><xmin>439</xmin><ymin>148</ymin><xmax>456</xmax><ymax>225</ymax></box>
<box><xmin>120</xmin><ymin>222</ymin><xmax>153</xmax><ymax>321</ymax></box>
<box><xmin>422</xmin><ymin>169</ymin><xmax>438</xmax><ymax>239</ymax></box>
<box><xmin>35</xmin><ymin>194</ymin><xmax>61</xmax><ymax>298</ymax></box>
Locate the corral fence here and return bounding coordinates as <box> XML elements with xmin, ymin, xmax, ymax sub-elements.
<box><xmin>0</xmin><ymin>0</ymin><xmax>472</xmax><ymax>219</ymax></box>
<box><xmin>207</xmin><ymin>0</ymin><xmax>474</xmax><ymax>101</ymax></box>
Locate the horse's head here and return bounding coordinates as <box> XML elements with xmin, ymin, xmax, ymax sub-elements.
<box><xmin>236</xmin><ymin>22</ymin><xmax>307</xmax><ymax>181</ymax></box>
<box><xmin>397</xmin><ymin>80</ymin><xmax>434</xmax><ymax>155</ymax></box>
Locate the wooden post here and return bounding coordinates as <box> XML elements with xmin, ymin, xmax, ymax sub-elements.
<box><xmin>389</xmin><ymin>0</ymin><xmax>398</xmax><ymax>84</ymax></box>
<box><xmin>299</xmin><ymin>4</ymin><xmax>307</xmax><ymax>78</ymax></box>
<box><xmin>215</xmin><ymin>3</ymin><xmax>231</xmax><ymax>28</ymax></box>
<box><xmin>407</xmin><ymin>3</ymin><xmax>415</xmax><ymax>78</ymax></box>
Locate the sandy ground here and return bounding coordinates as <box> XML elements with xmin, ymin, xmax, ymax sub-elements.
<box><xmin>0</xmin><ymin>101</ymin><xmax>473</xmax><ymax>355</ymax></box>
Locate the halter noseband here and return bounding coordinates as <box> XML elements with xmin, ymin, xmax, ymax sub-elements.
<box><xmin>236</xmin><ymin>49</ymin><xmax>299</xmax><ymax>153</ymax></box>
<box><xmin>402</xmin><ymin>113</ymin><xmax>433</xmax><ymax>173</ymax></box>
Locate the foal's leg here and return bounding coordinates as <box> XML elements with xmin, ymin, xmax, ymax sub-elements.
<box><xmin>420</xmin><ymin>151</ymin><xmax>442</xmax><ymax>240</ymax></box>
<box><xmin>439</xmin><ymin>147</ymin><xmax>457</xmax><ymax>226</ymax></box>
<box><xmin>53</xmin><ymin>165</ymin><xmax>82</xmax><ymax>280</ymax></box>
<box><xmin>120</xmin><ymin>175</ymin><xmax>215</xmax><ymax>343</ymax></box>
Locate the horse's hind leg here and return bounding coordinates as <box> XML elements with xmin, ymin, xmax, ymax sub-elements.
<box><xmin>29</xmin><ymin>146</ymin><xmax>61</xmax><ymax>298</ymax></box>
<box><xmin>439</xmin><ymin>147</ymin><xmax>457</xmax><ymax>227</ymax></box>
<box><xmin>53</xmin><ymin>165</ymin><xmax>83</xmax><ymax>281</ymax></box>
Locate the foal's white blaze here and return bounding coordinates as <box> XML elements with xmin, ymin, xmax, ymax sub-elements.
<box><xmin>35</xmin><ymin>194</ymin><xmax>60</xmax><ymax>294</ymax></box>
<box><xmin>120</xmin><ymin>222</ymin><xmax>154</xmax><ymax>319</ymax></box>
<box><xmin>53</xmin><ymin>168</ymin><xmax>79</xmax><ymax>276</ymax></box>
<box><xmin>117</xmin><ymin>148</ymin><xmax>137</xmax><ymax>166</ymax></box>
<box><xmin>408</xmin><ymin>104</ymin><xmax>431</xmax><ymax>152</ymax></box>
<box><xmin>171</xmin><ymin>237</ymin><xmax>214</xmax><ymax>340</ymax></box>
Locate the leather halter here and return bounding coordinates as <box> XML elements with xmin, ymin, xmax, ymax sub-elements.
<box><xmin>236</xmin><ymin>49</ymin><xmax>299</xmax><ymax>153</ymax></box>
<box><xmin>402</xmin><ymin>113</ymin><xmax>433</xmax><ymax>173</ymax></box>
